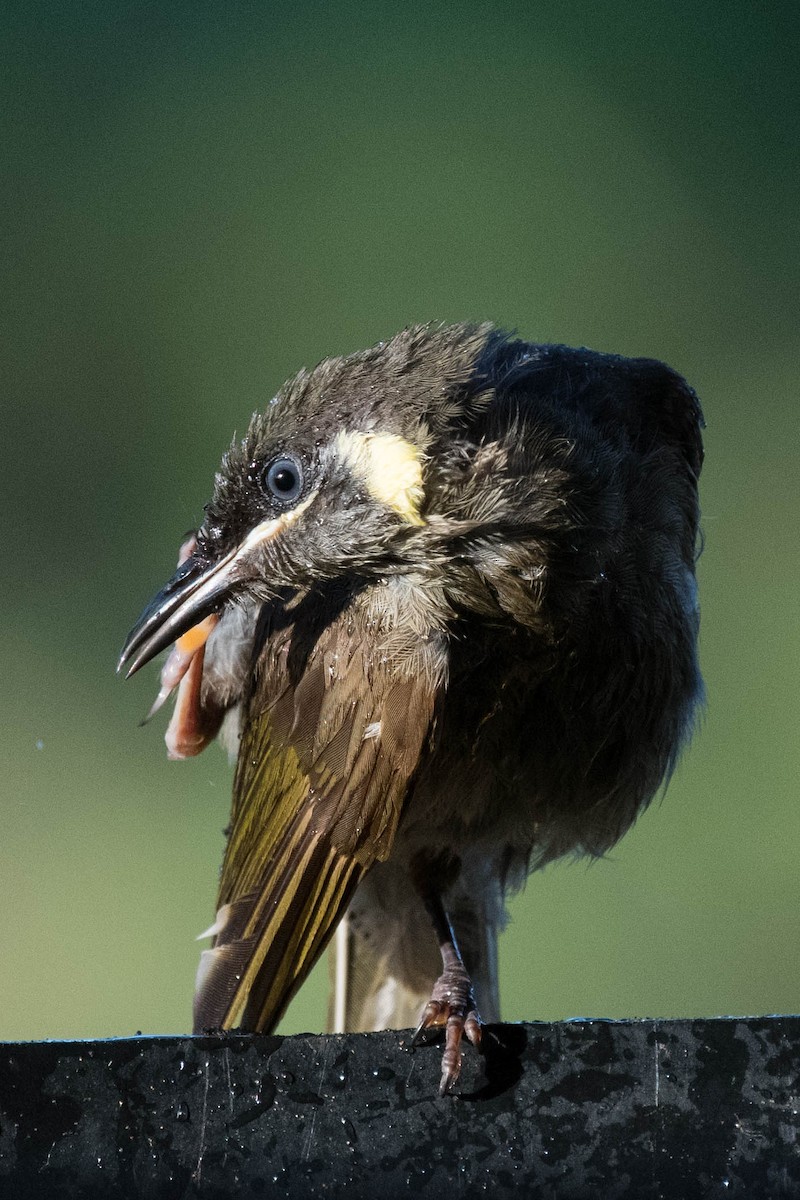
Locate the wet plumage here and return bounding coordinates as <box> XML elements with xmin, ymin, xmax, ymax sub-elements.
<box><xmin>120</xmin><ymin>322</ymin><xmax>703</xmax><ymax>1093</ymax></box>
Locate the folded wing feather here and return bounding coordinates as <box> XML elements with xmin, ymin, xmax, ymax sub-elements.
<box><xmin>193</xmin><ymin>599</ymin><xmax>436</xmax><ymax>1034</ymax></box>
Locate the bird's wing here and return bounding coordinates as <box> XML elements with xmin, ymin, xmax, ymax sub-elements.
<box><xmin>193</xmin><ymin>597</ymin><xmax>436</xmax><ymax>1033</ymax></box>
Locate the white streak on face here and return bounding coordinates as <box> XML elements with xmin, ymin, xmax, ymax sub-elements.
<box><xmin>235</xmin><ymin>490</ymin><xmax>319</xmax><ymax>558</ymax></box>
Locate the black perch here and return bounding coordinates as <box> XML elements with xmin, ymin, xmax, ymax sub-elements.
<box><xmin>1</xmin><ymin>1017</ymin><xmax>799</xmax><ymax>1199</ymax></box>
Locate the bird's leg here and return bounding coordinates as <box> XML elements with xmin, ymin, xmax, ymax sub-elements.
<box><xmin>412</xmin><ymin>884</ymin><xmax>483</xmax><ymax>1095</ymax></box>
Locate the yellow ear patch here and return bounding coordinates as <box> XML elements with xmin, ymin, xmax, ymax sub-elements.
<box><xmin>336</xmin><ymin>431</ymin><xmax>425</xmax><ymax>525</ymax></box>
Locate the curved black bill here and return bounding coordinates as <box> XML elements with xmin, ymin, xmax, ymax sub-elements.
<box><xmin>118</xmin><ymin>549</ymin><xmax>237</xmax><ymax>679</ymax></box>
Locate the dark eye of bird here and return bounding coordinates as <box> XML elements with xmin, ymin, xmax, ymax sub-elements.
<box><xmin>262</xmin><ymin>455</ymin><xmax>304</xmax><ymax>506</ymax></box>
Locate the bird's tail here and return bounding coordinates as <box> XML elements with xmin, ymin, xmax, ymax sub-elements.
<box><xmin>327</xmin><ymin>915</ymin><xmax>431</xmax><ymax>1032</ymax></box>
<box><xmin>327</xmin><ymin>860</ymin><xmax>502</xmax><ymax>1033</ymax></box>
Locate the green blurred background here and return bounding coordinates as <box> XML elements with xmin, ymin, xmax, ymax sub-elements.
<box><xmin>3</xmin><ymin>0</ymin><xmax>798</xmax><ymax>1041</ymax></box>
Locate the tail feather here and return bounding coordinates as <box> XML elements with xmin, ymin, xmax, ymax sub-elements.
<box><xmin>328</xmin><ymin>914</ymin><xmax>432</xmax><ymax>1032</ymax></box>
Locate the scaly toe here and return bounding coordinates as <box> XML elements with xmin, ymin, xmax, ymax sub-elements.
<box><xmin>413</xmin><ymin>995</ymin><xmax>485</xmax><ymax>1094</ymax></box>
<box><xmin>464</xmin><ymin>1010</ymin><xmax>482</xmax><ymax>1048</ymax></box>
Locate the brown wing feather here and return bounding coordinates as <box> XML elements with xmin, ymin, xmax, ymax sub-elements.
<box><xmin>192</xmin><ymin>596</ymin><xmax>435</xmax><ymax>1034</ymax></box>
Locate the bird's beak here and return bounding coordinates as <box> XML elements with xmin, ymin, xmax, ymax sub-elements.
<box><xmin>119</xmin><ymin>496</ymin><xmax>318</xmax><ymax>679</ymax></box>
<box><xmin>118</xmin><ymin>545</ymin><xmax>242</xmax><ymax>679</ymax></box>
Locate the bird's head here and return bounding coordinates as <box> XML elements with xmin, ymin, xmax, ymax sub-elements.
<box><xmin>119</xmin><ymin>323</ymin><xmax>497</xmax><ymax>677</ymax></box>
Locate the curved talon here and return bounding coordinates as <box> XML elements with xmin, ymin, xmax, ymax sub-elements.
<box><xmin>412</xmin><ymin>999</ymin><xmax>448</xmax><ymax>1045</ymax></box>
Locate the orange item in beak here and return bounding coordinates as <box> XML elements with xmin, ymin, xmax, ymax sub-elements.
<box><xmin>176</xmin><ymin>615</ymin><xmax>218</xmax><ymax>656</ymax></box>
<box><xmin>143</xmin><ymin>613</ymin><xmax>220</xmax><ymax>725</ymax></box>
<box><xmin>165</xmin><ymin>633</ymin><xmax>224</xmax><ymax>760</ymax></box>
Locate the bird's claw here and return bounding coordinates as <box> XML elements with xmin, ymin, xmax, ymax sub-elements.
<box><xmin>412</xmin><ymin>983</ymin><xmax>483</xmax><ymax>1095</ymax></box>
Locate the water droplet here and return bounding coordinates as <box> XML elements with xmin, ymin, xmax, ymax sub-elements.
<box><xmin>251</xmin><ymin>1076</ymin><xmax>276</xmax><ymax>1110</ymax></box>
<box><xmin>341</xmin><ymin>1117</ymin><xmax>358</xmax><ymax>1147</ymax></box>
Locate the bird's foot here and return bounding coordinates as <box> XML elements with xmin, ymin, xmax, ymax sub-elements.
<box><xmin>412</xmin><ymin>964</ymin><xmax>483</xmax><ymax>1095</ymax></box>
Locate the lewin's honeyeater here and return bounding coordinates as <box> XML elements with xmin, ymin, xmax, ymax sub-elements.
<box><xmin>120</xmin><ymin>323</ymin><xmax>703</xmax><ymax>1095</ymax></box>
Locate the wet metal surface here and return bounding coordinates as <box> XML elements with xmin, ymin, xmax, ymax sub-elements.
<box><xmin>0</xmin><ymin>1018</ymin><xmax>798</xmax><ymax>1198</ymax></box>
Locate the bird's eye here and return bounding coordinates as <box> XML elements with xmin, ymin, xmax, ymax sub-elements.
<box><xmin>262</xmin><ymin>455</ymin><xmax>304</xmax><ymax>506</ymax></box>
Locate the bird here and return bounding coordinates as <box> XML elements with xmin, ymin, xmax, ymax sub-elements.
<box><xmin>119</xmin><ymin>322</ymin><xmax>703</xmax><ymax>1095</ymax></box>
